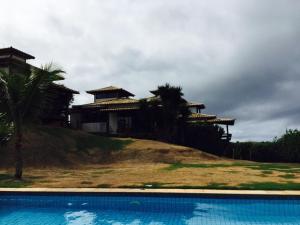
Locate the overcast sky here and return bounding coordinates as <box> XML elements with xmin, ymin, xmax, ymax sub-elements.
<box><xmin>1</xmin><ymin>0</ymin><xmax>299</xmax><ymax>141</ymax></box>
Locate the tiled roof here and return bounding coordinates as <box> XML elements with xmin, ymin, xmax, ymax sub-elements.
<box><xmin>80</xmin><ymin>98</ymin><xmax>139</xmax><ymax>108</ymax></box>
<box><xmin>86</xmin><ymin>86</ymin><xmax>134</xmax><ymax>96</ymax></box>
<box><xmin>99</xmin><ymin>107</ymin><xmax>139</xmax><ymax>112</ymax></box>
<box><xmin>0</xmin><ymin>47</ymin><xmax>35</xmax><ymax>59</ymax></box>
<box><xmin>188</xmin><ymin>113</ymin><xmax>217</xmax><ymax>120</ymax></box>
<box><xmin>145</xmin><ymin>97</ymin><xmax>205</xmax><ymax>109</ymax></box>
<box><xmin>88</xmin><ymin>86</ymin><xmax>120</xmax><ymax>92</ymax></box>
<box><xmin>187</xmin><ymin>102</ymin><xmax>205</xmax><ymax>109</ymax></box>
<box><xmin>206</xmin><ymin>118</ymin><xmax>235</xmax><ymax>125</ymax></box>
<box><xmin>188</xmin><ymin>117</ymin><xmax>235</xmax><ymax>125</ymax></box>
<box><xmin>52</xmin><ymin>84</ymin><xmax>79</xmax><ymax>94</ymax></box>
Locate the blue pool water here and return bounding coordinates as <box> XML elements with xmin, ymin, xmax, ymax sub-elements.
<box><xmin>0</xmin><ymin>194</ymin><xmax>299</xmax><ymax>225</ymax></box>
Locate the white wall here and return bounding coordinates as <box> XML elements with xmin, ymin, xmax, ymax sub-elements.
<box><xmin>82</xmin><ymin>122</ymin><xmax>107</xmax><ymax>133</ymax></box>
<box><xmin>109</xmin><ymin>112</ymin><xmax>118</xmax><ymax>134</ymax></box>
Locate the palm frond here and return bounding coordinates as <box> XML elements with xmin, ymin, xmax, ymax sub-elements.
<box><xmin>21</xmin><ymin>64</ymin><xmax>65</xmax><ymax>119</ymax></box>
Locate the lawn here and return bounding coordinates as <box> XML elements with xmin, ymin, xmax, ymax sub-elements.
<box><xmin>1</xmin><ymin>127</ymin><xmax>300</xmax><ymax>190</ymax></box>
<box><xmin>1</xmin><ymin>161</ymin><xmax>300</xmax><ymax>190</ymax></box>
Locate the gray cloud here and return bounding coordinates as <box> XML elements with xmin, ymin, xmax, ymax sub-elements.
<box><xmin>0</xmin><ymin>0</ymin><xmax>299</xmax><ymax>141</ymax></box>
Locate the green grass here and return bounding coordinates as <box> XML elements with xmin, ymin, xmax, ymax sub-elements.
<box><xmin>178</xmin><ymin>182</ymin><xmax>300</xmax><ymax>190</ymax></box>
<box><xmin>37</xmin><ymin>126</ymin><xmax>133</xmax><ymax>152</ymax></box>
<box><xmin>244</xmin><ymin>163</ymin><xmax>300</xmax><ymax>173</ymax></box>
<box><xmin>75</xmin><ymin>135</ymin><xmax>132</xmax><ymax>152</ymax></box>
<box><xmin>279</xmin><ymin>173</ymin><xmax>296</xmax><ymax>179</ymax></box>
<box><xmin>238</xmin><ymin>182</ymin><xmax>300</xmax><ymax>190</ymax></box>
<box><xmin>0</xmin><ymin>174</ymin><xmax>32</xmax><ymax>188</ymax></box>
<box><xmin>163</xmin><ymin>163</ymin><xmax>234</xmax><ymax>171</ymax></box>
<box><xmin>164</xmin><ymin>162</ymin><xmax>300</xmax><ymax>174</ymax></box>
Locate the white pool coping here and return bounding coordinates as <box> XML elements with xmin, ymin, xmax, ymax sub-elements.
<box><xmin>1</xmin><ymin>188</ymin><xmax>300</xmax><ymax>196</ymax></box>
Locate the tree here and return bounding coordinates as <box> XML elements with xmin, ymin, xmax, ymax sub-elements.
<box><xmin>0</xmin><ymin>113</ymin><xmax>12</xmax><ymax>145</ymax></box>
<box><xmin>150</xmin><ymin>83</ymin><xmax>190</xmax><ymax>141</ymax></box>
<box><xmin>0</xmin><ymin>64</ymin><xmax>64</xmax><ymax>179</ymax></box>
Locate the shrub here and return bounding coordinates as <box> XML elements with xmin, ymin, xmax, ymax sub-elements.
<box><xmin>276</xmin><ymin>129</ymin><xmax>300</xmax><ymax>162</ymax></box>
<box><xmin>183</xmin><ymin>124</ymin><xmax>227</xmax><ymax>155</ymax></box>
<box><xmin>232</xmin><ymin>129</ymin><xmax>300</xmax><ymax>163</ymax></box>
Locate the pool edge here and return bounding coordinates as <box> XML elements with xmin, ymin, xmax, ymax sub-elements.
<box><xmin>1</xmin><ymin>188</ymin><xmax>300</xmax><ymax>197</ymax></box>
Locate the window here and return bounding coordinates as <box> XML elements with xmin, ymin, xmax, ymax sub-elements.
<box><xmin>95</xmin><ymin>92</ymin><xmax>118</xmax><ymax>99</ymax></box>
<box><xmin>118</xmin><ymin>117</ymin><xmax>132</xmax><ymax>132</ymax></box>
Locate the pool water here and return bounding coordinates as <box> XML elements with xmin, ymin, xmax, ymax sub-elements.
<box><xmin>0</xmin><ymin>194</ymin><xmax>299</xmax><ymax>225</ymax></box>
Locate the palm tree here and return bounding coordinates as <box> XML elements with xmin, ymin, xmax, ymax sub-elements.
<box><xmin>0</xmin><ymin>113</ymin><xmax>12</xmax><ymax>144</ymax></box>
<box><xmin>0</xmin><ymin>64</ymin><xmax>64</xmax><ymax>179</ymax></box>
<box><xmin>151</xmin><ymin>83</ymin><xmax>190</xmax><ymax>141</ymax></box>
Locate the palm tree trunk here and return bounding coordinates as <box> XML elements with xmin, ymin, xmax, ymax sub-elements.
<box><xmin>14</xmin><ymin>124</ymin><xmax>23</xmax><ymax>180</ymax></box>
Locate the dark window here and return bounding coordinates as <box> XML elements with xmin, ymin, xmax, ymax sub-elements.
<box><xmin>95</xmin><ymin>92</ymin><xmax>118</xmax><ymax>99</ymax></box>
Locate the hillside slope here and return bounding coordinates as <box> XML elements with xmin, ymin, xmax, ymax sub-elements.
<box><xmin>0</xmin><ymin>126</ymin><xmax>221</xmax><ymax>168</ymax></box>
<box><xmin>1</xmin><ymin>127</ymin><xmax>299</xmax><ymax>190</ymax></box>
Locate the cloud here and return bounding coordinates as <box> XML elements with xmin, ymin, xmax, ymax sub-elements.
<box><xmin>0</xmin><ymin>0</ymin><xmax>299</xmax><ymax>141</ymax></box>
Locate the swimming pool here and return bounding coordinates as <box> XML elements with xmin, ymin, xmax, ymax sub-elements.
<box><xmin>0</xmin><ymin>193</ymin><xmax>299</xmax><ymax>225</ymax></box>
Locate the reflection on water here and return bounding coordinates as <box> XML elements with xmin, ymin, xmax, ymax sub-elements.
<box><xmin>65</xmin><ymin>210</ymin><xmax>96</xmax><ymax>225</ymax></box>
<box><xmin>63</xmin><ymin>210</ymin><xmax>186</xmax><ymax>225</ymax></box>
<box><xmin>1</xmin><ymin>195</ymin><xmax>300</xmax><ymax>225</ymax></box>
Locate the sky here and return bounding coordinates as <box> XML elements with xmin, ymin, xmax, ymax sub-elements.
<box><xmin>1</xmin><ymin>0</ymin><xmax>299</xmax><ymax>141</ymax></box>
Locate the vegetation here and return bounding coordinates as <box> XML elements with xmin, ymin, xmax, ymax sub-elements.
<box><xmin>1</xmin><ymin>134</ymin><xmax>300</xmax><ymax>189</ymax></box>
<box><xmin>164</xmin><ymin>162</ymin><xmax>300</xmax><ymax>173</ymax></box>
<box><xmin>137</xmin><ymin>83</ymin><xmax>228</xmax><ymax>153</ymax></box>
<box><xmin>138</xmin><ymin>83</ymin><xmax>190</xmax><ymax>142</ymax></box>
<box><xmin>0</xmin><ymin>113</ymin><xmax>12</xmax><ymax>145</ymax></box>
<box><xmin>40</xmin><ymin>126</ymin><xmax>132</xmax><ymax>152</ymax></box>
<box><xmin>231</xmin><ymin>129</ymin><xmax>300</xmax><ymax>162</ymax></box>
<box><xmin>183</xmin><ymin>123</ymin><xmax>227</xmax><ymax>155</ymax></box>
<box><xmin>0</xmin><ymin>64</ymin><xmax>65</xmax><ymax>179</ymax></box>
<box><xmin>0</xmin><ymin>174</ymin><xmax>31</xmax><ymax>188</ymax></box>
<box><xmin>151</xmin><ymin>84</ymin><xmax>190</xmax><ymax>141</ymax></box>
<box><xmin>0</xmin><ymin>126</ymin><xmax>133</xmax><ymax>167</ymax></box>
<box><xmin>40</xmin><ymin>84</ymin><xmax>75</xmax><ymax>125</ymax></box>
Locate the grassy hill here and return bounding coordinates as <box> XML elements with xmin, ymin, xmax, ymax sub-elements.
<box><xmin>0</xmin><ymin>126</ymin><xmax>132</xmax><ymax>167</ymax></box>
<box><xmin>0</xmin><ymin>126</ymin><xmax>218</xmax><ymax>168</ymax></box>
<box><xmin>1</xmin><ymin>126</ymin><xmax>300</xmax><ymax>190</ymax></box>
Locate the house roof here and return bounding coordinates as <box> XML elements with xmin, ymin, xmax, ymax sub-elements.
<box><xmin>188</xmin><ymin>114</ymin><xmax>235</xmax><ymax>125</ymax></box>
<box><xmin>187</xmin><ymin>102</ymin><xmax>205</xmax><ymax>109</ymax></box>
<box><xmin>144</xmin><ymin>96</ymin><xmax>205</xmax><ymax>109</ymax></box>
<box><xmin>0</xmin><ymin>47</ymin><xmax>35</xmax><ymax>60</ymax></box>
<box><xmin>206</xmin><ymin>118</ymin><xmax>236</xmax><ymax>126</ymax></box>
<box><xmin>86</xmin><ymin>86</ymin><xmax>134</xmax><ymax>96</ymax></box>
<box><xmin>52</xmin><ymin>84</ymin><xmax>79</xmax><ymax>94</ymax></box>
<box><xmin>99</xmin><ymin>106</ymin><xmax>139</xmax><ymax>112</ymax></box>
<box><xmin>188</xmin><ymin>113</ymin><xmax>217</xmax><ymax>120</ymax></box>
<box><xmin>78</xmin><ymin>98</ymin><xmax>139</xmax><ymax>108</ymax></box>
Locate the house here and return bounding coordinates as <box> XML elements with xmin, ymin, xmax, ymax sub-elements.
<box><xmin>70</xmin><ymin>85</ymin><xmax>235</xmax><ymax>140</ymax></box>
<box><xmin>0</xmin><ymin>47</ymin><xmax>79</xmax><ymax>125</ymax></box>
<box><xmin>71</xmin><ymin>86</ymin><xmax>140</xmax><ymax>134</ymax></box>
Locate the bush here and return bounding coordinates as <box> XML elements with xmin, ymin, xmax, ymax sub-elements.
<box><xmin>232</xmin><ymin>141</ymin><xmax>276</xmax><ymax>162</ymax></box>
<box><xmin>232</xmin><ymin>129</ymin><xmax>300</xmax><ymax>163</ymax></box>
<box><xmin>183</xmin><ymin>124</ymin><xmax>228</xmax><ymax>155</ymax></box>
<box><xmin>276</xmin><ymin>129</ymin><xmax>300</xmax><ymax>162</ymax></box>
